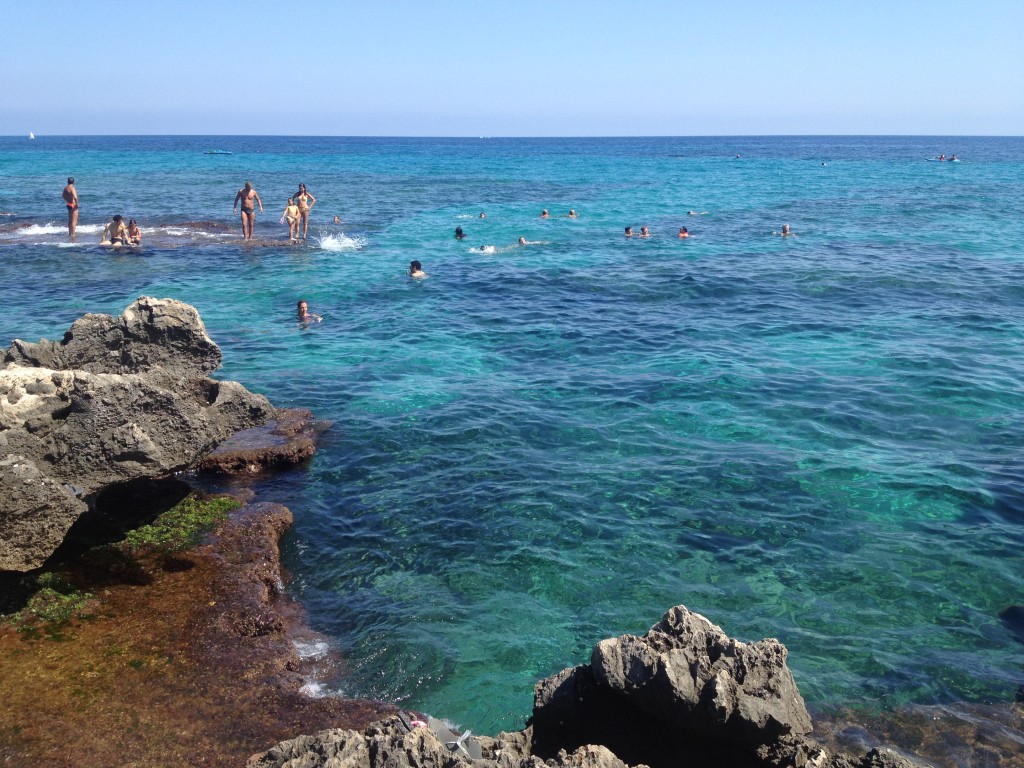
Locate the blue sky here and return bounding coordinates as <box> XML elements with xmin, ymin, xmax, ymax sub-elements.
<box><xmin>2</xmin><ymin>0</ymin><xmax>1021</xmax><ymax>135</ymax></box>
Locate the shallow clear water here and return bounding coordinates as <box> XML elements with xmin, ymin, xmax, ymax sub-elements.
<box><xmin>2</xmin><ymin>135</ymin><xmax>1023</xmax><ymax>733</ymax></box>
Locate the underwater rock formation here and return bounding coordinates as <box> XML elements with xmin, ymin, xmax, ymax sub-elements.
<box><xmin>197</xmin><ymin>408</ymin><xmax>327</xmax><ymax>475</ymax></box>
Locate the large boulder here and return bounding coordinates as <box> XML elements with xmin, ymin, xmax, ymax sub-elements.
<box><xmin>4</xmin><ymin>296</ymin><xmax>222</xmax><ymax>382</ymax></box>
<box><xmin>1</xmin><ymin>297</ymin><xmax>274</xmax><ymax>571</ymax></box>
<box><xmin>530</xmin><ymin>605</ymin><xmax>813</xmax><ymax>767</ymax></box>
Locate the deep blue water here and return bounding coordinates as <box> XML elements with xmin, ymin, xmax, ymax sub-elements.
<box><xmin>1</xmin><ymin>135</ymin><xmax>1023</xmax><ymax>734</ymax></box>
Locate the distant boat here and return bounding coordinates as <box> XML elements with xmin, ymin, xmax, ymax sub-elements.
<box><xmin>204</xmin><ymin>149</ymin><xmax>232</xmax><ymax>155</ymax></box>
<box><xmin>28</xmin><ymin>132</ymin><xmax>35</xmax><ymax>140</ymax></box>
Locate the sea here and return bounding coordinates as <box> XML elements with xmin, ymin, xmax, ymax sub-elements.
<box><xmin>1</xmin><ymin>135</ymin><xmax>1022</xmax><ymax>738</ymax></box>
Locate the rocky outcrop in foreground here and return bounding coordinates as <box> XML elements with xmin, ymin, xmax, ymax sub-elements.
<box><xmin>248</xmin><ymin>606</ymin><xmax>929</xmax><ymax>768</ymax></box>
<box><xmin>1</xmin><ymin>297</ymin><xmax>274</xmax><ymax>571</ymax></box>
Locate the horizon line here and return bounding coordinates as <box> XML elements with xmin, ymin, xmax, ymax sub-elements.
<box><xmin>5</xmin><ymin>133</ymin><xmax>1023</xmax><ymax>139</ymax></box>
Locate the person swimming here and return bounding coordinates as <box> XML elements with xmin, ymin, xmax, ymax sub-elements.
<box><xmin>624</xmin><ymin>226</ymin><xmax>633</xmax><ymax>237</ymax></box>
<box><xmin>297</xmin><ymin>299</ymin><xmax>322</xmax><ymax>323</ymax></box>
<box><xmin>774</xmin><ymin>224</ymin><xmax>795</xmax><ymax>237</ymax></box>
<box><xmin>567</xmin><ymin>209</ymin><xmax>578</xmax><ymax>218</ymax></box>
<box><xmin>409</xmin><ymin>260</ymin><xmax>427</xmax><ymax>279</ymax></box>
<box><xmin>540</xmin><ymin>209</ymin><xmax>550</xmax><ymax>218</ymax></box>
<box><xmin>455</xmin><ymin>226</ymin><xmax>466</xmax><ymax>239</ymax></box>
<box><xmin>678</xmin><ymin>226</ymin><xmax>689</xmax><ymax>239</ymax></box>
<box><xmin>639</xmin><ymin>226</ymin><xmax>651</xmax><ymax>238</ymax></box>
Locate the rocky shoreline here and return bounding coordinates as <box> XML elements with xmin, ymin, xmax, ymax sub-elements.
<box><xmin>2</xmin><ymin>299</ymin><xmax>1022</xmax><ymax>767</ymax></box>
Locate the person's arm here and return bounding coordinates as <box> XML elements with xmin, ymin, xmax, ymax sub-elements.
<box><xmin>233</xmin><ymin>190</ymin><xmax>241</xmax><ymax>212</ymax></box>
<box><xmin>307</xmin><ymin>192</ymin><xmax>316</xmax><ymax>207</ymax></box>
<box><xmin>255</xmin><ymin>192</ymin><xmax>264</xmax><ymax>212</ymax></box>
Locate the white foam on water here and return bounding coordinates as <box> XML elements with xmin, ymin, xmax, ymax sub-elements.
<box><xmin>18</xmin><ymin>223</ymin><xmax>65</xmax><ymax>235</ymax></box>
<box><xmin>473</xmin><ymin>245</ymin><xmax>497</xmax><ymax>254</ymax></box>
<box><xmin>160</xmin><ymin>226</ymin><xmax>233</xmax><ymax>240</ymax></box>
<box><xmin>316</xmin><ymin>231</ymin><xmax>367</xmax><ymax>251</ymax></box>
<box><xmin>293</xmin><ymin>638</ymin><xmax>331</xmax><ymax>660</ymax></box>
<box><xmin>13</xmin><ymin>222</ymin><xmax>104</xmax><ymax>236</ymax></box>
<box><xmin>299</xmin><ymin>681</ymin><xmax>326</xmax><ymax>698</ymax></box>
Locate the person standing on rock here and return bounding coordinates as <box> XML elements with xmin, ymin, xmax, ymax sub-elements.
<box><xmin>233</xmin><ymin>181</ymin><xmax>264</xmax><ymax>241</ymax></box>
<box><xmin>62</xmin><ymin>177</ymin><xmax>79</xmax><ymax>241</ymax></box>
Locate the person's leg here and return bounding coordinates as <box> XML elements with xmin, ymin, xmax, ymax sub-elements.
<box><xmin>69</xmin><ymin>208</ymin><xmax>79</xmax><ymax>240</ymax></box>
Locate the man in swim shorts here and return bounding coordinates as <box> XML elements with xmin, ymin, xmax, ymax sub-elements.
<box><xmin>62</xmin><ymin>177</ymin><xmax>79</xmax><ymax>240</ymax></box>
<box><xmin>233</xmin><ymin>181</ymin><xmax>264</xmax><ymax>241</ymax></box>
<box><xmin>101</xmin><ymin>214</ymin><xmax>128</xmax><ymax>245</ymax></box>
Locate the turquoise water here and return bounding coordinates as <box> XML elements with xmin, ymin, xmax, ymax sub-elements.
<box><xmin>1</xmin><ymin>136</ymin><xmax>1023</xmax><ymax>733</ymax></box>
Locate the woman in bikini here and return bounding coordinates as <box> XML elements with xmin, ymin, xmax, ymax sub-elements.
<box><xmin>293</xmin><ymin>183</ymin><xmax>316</xmax><ymax>240</ymax></box>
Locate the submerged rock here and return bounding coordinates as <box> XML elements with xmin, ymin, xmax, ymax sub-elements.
<box><xmin>197</xmin><ymin>408</ymin><xmax>327</xmax><ymax>475</ymax></box>
<box><xmin>1</xmin><ymin>297</ymin><xmax>274</xmax><ymax>571</ymax></box>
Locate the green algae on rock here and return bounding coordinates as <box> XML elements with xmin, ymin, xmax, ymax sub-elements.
<box><xmin>121</xmin><ymin>494</ymin><xmax>241</xmax><ymax>555</ymax></box>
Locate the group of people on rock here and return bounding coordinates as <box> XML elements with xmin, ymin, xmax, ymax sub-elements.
<box><xmin>62</xmin><ymin>177</ymin><xmax>141</xmax><ymax>246</ymax></box>
<box><xmin>234</xmin><ymin>181</ymin><xmax>317</xmax><ymax>242</ymax></box>
<box><xmin>100</xmin><ymin>215</ymin><xmax>142</xmax><ymax>246</ymax></box>
<box><xmin>60</xmin><ymin>177</ymin><xmax>320</xmax><ymax>245</ymax></box>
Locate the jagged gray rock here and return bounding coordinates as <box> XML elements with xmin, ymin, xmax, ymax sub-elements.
<box><xmin>5</xmin><ymin>296</ymin><xmax>222</xmax><ymax>382</ymax></box>
<box><xmin>0</xmin><ymin>454</ymin><xmax>87</xmax><ymax>572</ymax></box>
<box><xmin>529</xmin><ymin>605</ymin><xmax>812</xmax><ymax>765</ymax></box>
<box><xmin>1</xmin><ymin>297</ymin><xmax>274</xmax><ymax>571</ymax></box>
<box><xmin>248</xmin><ymin>607</ymin><xmax>931</xmax><ymax>768</ymax></box>
<box><xmin>246</xmin><ymin>716</ymin><xmax>644</xmax><ymax>768</ymax></box>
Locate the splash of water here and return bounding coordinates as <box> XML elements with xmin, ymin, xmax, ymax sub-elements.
<box><xmin>315</xmin><ymin>231</ymin><xmax>367</xmax><ymax>251</ymax></box>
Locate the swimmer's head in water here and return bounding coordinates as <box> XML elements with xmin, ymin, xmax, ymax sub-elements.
<box><xmin>518</xmin><ymin>237</ymin><xmax>526</xmax><ymax>244</ymax></box>
<box><xmin>409</xmin><ymin>260</ymin><xmax>422</xmax><ymax>274</ymax></box>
